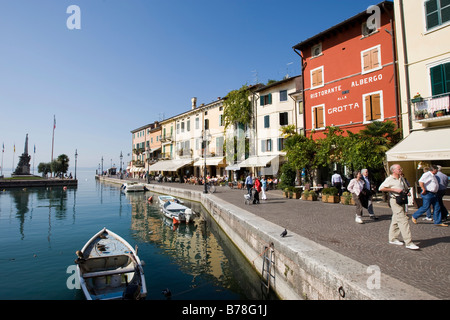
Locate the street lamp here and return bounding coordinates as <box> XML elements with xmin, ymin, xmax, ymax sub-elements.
<box><xmin>74</xmin><ymin>149</ymin><xmax>78</xmax><ymax>180</ymax></box>
<box><xmin>101</xmin><ymin>156</ymin><xmax>103</xmax><ymax>176</ymax></box>
<box><xmin>120</xmin><ymin>151</ymin><xmax>123</xmax><ymax>179</ymax></box>
<box><xmin>203</xmin><ymin>129</ymin><xmax>211</xmax><ymax>194</ymax></box>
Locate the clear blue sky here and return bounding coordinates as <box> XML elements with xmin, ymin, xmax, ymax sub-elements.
<box><xmin>0</xmin><ymin>0</ymin><xmax>379</xmax><ymax>173</ymax></box>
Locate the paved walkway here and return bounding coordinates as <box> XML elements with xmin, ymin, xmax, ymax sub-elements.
<box><xmin>120</xmin><ymin>177</ymin><xmax>450</xmax><ymax>299</ymax></box>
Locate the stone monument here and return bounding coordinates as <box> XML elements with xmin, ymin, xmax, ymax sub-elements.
<box><xmin>12</xmin><ymin>134</ymin><xmax>32</xmax><ymax>176</ymax></box>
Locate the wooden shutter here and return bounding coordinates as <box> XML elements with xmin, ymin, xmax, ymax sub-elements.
<box><xmin>314</xmin><ymin>106</ymin><xmax>324</xmax><ymax>128</ymax></box>
<box><xmin>261</xmin><ymin>140</ymin><xmax>266</xmax><ymax>152</ymax></box>
<box><xmin>371</xmin><ymin>94</ymin><xmax>381</xmax><ymax>119</ymax></box>
<box><xmin>364</xmin><ymin>95</ymin><xmax>372</xmax><ymax>121</ymax></box>
<box><xmin>363</xmin><ymin>51</ymin><xmax>371</xmax><ymax>72</ymax></box>
<box><xmin>371</xmin><ymin>47</ymin><xmax>380</xmax><ymax>69</ymax></box>
<box><xmin>312</xmin><ymin>68</ymin><xmax>323</xmax><ymax>87</ymax></box>
<box><xmin>260</xmin><ymin>96</ymin><xmax>265</xmax><ymax>106</ymax></box>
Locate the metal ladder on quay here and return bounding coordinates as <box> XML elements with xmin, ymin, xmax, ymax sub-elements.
<box><xmin>261</xmin><ymin>245</ymin><xmax>275</xmax><ymax>291</ymax></box>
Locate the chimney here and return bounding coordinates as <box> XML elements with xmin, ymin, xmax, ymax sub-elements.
<box><xmin>191</xmin><ymin>97</ymin><xmax>197</xmax><ymax>109</ymax></box>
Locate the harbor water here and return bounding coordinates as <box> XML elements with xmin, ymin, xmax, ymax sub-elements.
<box><xmin>0</xmin><ymin>169</ymin><xmax>276</xmax><ymax>300</ymax></box>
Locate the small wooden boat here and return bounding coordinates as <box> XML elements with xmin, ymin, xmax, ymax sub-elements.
<box><xmin>161</xmin><ymin>201</ymin><xmax>194</xmax><ymax>224</ymax></box>
<box><xmin>121</xmin><ymin>182</ymin><xmax>146</xmax><ymax>192</ymax></box>
<box><xmin>75</xmin><ymin>228</ymin><xmax>147</xmax><ymax>300</ymax></box>
<box><xmin>157</xmin><ymin>195</ymin><xmax>184</xmax><ymax>206</ymax></box>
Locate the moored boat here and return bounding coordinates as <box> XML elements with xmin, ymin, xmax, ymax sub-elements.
<box><xmin>157</xmin><ymin>195</ymin><xmax>184</xmax><ymax>206</ymax></box>
<box><xmin>161</xmin><ymin>201</ymin><xmax>194</xmax><ymax>224</ymax></box>
<box><xmin>75</xmin><ymin>228</ymin><xmax>147</xmax><ymax>300</ymax></box>
<box><xmin>121</xmin><ymin>182</ymin><xmax>146</xmax><ymax>192</ymax></box>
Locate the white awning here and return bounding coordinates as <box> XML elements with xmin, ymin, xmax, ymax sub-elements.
<box><xmin>236</xmin><ymin>155</ymin><xmax>279</xmax><ymax>168</ymax></box>
<box><xmin>193</xmin><ymin>157</ymin><xmax>225</xmax><ymax>167</ymax></box>
<box><xmin>147</xmin><ymin>159</ymin><xmax>193</xmax><ymax>172</ymax></box>
<box><xmin>386</xmin><ymin>128</ymin><xmax>450</xmax><ymax>162</ymax></box>
<box><xmin>225</xmin><ymin>165</ymin><xmax>241</xmax><ymax>171</ymax></box>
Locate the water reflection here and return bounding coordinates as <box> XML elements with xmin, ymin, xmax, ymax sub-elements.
<box><xmin>5</xmin><ymin>186</ymin><xmax>77</xmax><ymax>240</ymax></box>
<box><xmin>125</xmin><ymin>192</ymin><xmax>277</xmax><ymax>300</ymax></box>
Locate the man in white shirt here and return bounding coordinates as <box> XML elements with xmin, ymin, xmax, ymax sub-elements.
<box><xmin>379</xmin><ymin>164</ymin><xmax>419</xmax><ymax>249</ymax></box>
<box><xmin>412</xmin><ymin>165</ymin><xmax>447</xmax><ymax>226</ymax></box>
<box><xmin>331</xmin><ymin>171</ymin><xmax>343</xmax><ymax>196</ymax></box>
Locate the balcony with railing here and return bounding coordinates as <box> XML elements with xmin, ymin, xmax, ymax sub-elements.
<box><xmin>413</xmin><ymin>93</ymin><xmax>450</xmax><ymax>123</ymax></box>
<box><xmin>160</xmin><ymin>134</ymin><xmax>173</xmax><ymax>143</ymax></box>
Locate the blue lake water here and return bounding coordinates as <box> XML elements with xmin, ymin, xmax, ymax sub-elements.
<box><xmin>0</xmin><ymin>169</ymin><xmax>276</xmax><ymax>300</ymax></box>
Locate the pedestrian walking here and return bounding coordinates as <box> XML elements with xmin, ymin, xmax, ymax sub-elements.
<box><xmin>260</xmin><ymin>176</ymin><xmax>267</xmax><ymax>200</ymax></box>
<box><xmin>361</xmin><ymin>169</ymin><xmax>378</xmax><ymax>220</ymax></box>
<box><xmin>245</xmin><ymin>172</ymin><xmax>253</xmax><ymax>196</ymax></box>
<box><xmin>436</xmin><ymin>165</ymin><xmax>449</xmax><ymax>221</ymax></box>
<box><xmin>253</xmin><ymin>177</ymin><xmax>261</xmax><ymax>204</ymax></box>
<box><xmin>347</xmin><ymin>170</ymin><xmax>365</xmax><ymax>224</ymax></box>
<box><xmin>331</xmin><ymin>171</ymin><xmax>343</xmax><ymax>196</ymax></box>
<box><xmin>412</xmin><ymin>165</ymin><xmax>448</xmax><ymax>227</ymax></box>
<box><xmin>379</xmin><ymin>164</ymin><xmax>419</xmax><ymax>250</ymax></box>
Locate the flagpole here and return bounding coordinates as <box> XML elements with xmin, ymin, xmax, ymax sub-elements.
<box><xmin>1</xmin><ymin>143</ymin><xmax>4</xmax><ymax>177</ymax></box>
<box><xmin>51</xmin><ymin>115</ymin><xmax>56</xmax><ymax>162</ymax></box>
<box><xmin>33</xmin><ymin>144</ymin><xmax>36</xmax><ymax>175</ymax></box>
<box><xmin>12</xmin><ymin>143</ymin><xmax>15</xmax><ymax>172</ymax></box>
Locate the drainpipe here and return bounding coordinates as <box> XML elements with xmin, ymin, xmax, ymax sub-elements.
<box><xmin>399</xmin><ymin>0</ymin><xmax>413</xmax><ymax>134</ymax></box>
<box><xmin>383</xmin><ymin>2</ymin><xmax>401</xmax><ymax>133</ymax></box>
<box><xmin>293</xmin><ymin>48</ymin><xmax>307</xmax><ymax>136</ymax></box>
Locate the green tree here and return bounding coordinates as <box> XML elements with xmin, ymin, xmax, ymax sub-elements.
<box><xmin>37</xmin><ymin>162</ymin><xmax>52</xmax><ymax>176</ymax></box>
<box><xmin>223</xmin><ymin>84</ymin><xmax>252</xmax><ymax>129</ymax></box>
<box><xmin>283</xmin><ymin>132</ymin><xmax>318</xmax><ymax>183</ymax></box>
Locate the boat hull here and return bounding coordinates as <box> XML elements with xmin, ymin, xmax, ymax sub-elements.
<box><xmin>76</xmin><ymin>228</ymin><xmax>147</xmax><ymax>300</ymax></box>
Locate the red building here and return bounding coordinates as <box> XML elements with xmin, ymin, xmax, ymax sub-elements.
<box><xmin>293</xmin><ymin>1</ymin><xmax>398</xmax><ymax>139</ymax></box>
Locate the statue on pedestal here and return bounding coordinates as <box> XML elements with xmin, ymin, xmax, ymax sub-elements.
<box><xmin>12</xmin><ymin>134</ymin><xmax>31</xmax><ymax>176</ymax></box>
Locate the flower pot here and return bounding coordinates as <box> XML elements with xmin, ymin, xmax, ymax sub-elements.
<box><xmin>322</xmin><ymin>195</ymin><xmax>340</xmax><ymax>203</ymax></box>
<box><xmin>411</xmin><ymin>97</ymin><xmax>423</xmax><ymax>103</ymax></box>
<box><xmin>340</xmin><ymin>197</ymin><xmax>355</xmax><ymax>205</ymax></box>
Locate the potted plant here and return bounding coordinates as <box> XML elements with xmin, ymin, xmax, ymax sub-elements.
<box><xmin>302</xmin><ymin>189</ymin><xmax>318</xmax><ymax>201</ymax></box>
<box><xmin>292</xmin><ymin>187</ymin><xmax>301</xmax><ymax>199</ymax></box>
<box><xmin>321</xmin><ymin>187</ymin><xmax>340</xmax><ymax>203</ymax></box>
<box><xmin>414</xmin><ymin>109</ymin><xmax>427</xmax><ymax>120</ymax></box>
<box><xmin>411</xmin><ymin>93</ymin><xmax>423</xmax><ymax>103</ymax></box>
<box><xmin>340</xmin><ymin>191</ymin><xmax>355</xmax><ymax>205</ymax></box>
<box><xmin>435</xmin><ymin>109</ymin><xmax>445</xmax><ymax>117</ymax></box>
<box><xmin>284</xmin><ymin>187</ymin><xmax>290</xmax><ymax>198</ymax></box>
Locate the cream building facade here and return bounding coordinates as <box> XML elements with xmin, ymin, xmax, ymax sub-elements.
<box><xmin>388</xmin><ymin>0</ymin><xmax>450</xmax><ymax>200</ymax></box>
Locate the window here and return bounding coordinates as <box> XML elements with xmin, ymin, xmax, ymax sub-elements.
<box><xmin>181</xmin><ymin>122</ymin><xmax>185</xmax><ymax>133</ymax></box>
<box><xmin>310</xmin><ymin>66</ymin><xmax>324</xmax><ymax>89</ymax></box>
<box><xmin>425</xmin><ymin>0</ymin><xmax>450</xmax><ymax>30</ymax></box>
<box><xmin>361</xmin><ymin>45</ymin><xmax>381</xmax><ymax>74</ymax></box>
<box><xmin>264</xmin><ymin>115</ymin><xmax>270</xmax><ymax>128</ymax></box>
<box><xmin>278</xmin><ymin>138</ymin><xmax>285</xmax><ymax>151</ymax></box>
<box><xmin>363</xmin><ymin>91</ymin><xmax>383</xmax><ymax>122</ymax></box>
<box><xmin>311</xmin><ymin>43</ymin><xmax>322</xmax><ymax>57</ymax></box>
<box><xmin>187</xmin><ymin>120</ymin><xmax>190</xmax><ymax>132</ymax></box>
<box><xmin>216</xmin><ymin>136</ymin><xmax>224</xmax><ymax>156</ymax></box>
<box><xmin>280</xmin><ymin>90</ymin><xmax>288</xmax><ymax>101</ymax></box>
<box><xmin>261</xmin><ymin>139</ymin><xmax>272</xmax><ymax>152</ymax></box>
<box><xmin>195</xmin><ymin>117</ymin><xmax>199</xmax><ymax>129</ymax></box>
<box><xmin>279</xmin><ymin>112</ymin><xmax>288</xmax><ymax>126</ymax></box>
<box><xmin>430</xmin><ymin>62</ymin><xmax>450</xmax><ymax>95</ymax></box>
<box><xmin>219</xmin><ymin>115</ymin><xmax>224</xmax><ymax>127</ymax></box>
<box><xmin>176</xmin><ymin>123</ymin><xmax>180</xmax><ymax>134</ymax></box>
<box><xmin>312</xmin><ymin>105</ymin><xmax>325</xmax><ymax>129</ymax></box>
<box><xmin>204</xmin><ymin>119</ymin><xmax>209</xmax><ymax>130</ymax></box>
<box><xmin>260</xmin><ymin>94</ymin><xmax>272</xmax><ymax>106</ymax></box>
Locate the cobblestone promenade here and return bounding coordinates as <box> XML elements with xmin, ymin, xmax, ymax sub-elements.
<box><xmin>123</xmin><ymin>178</ymin><xmax>450</xmax><ymax>299</ymax></box>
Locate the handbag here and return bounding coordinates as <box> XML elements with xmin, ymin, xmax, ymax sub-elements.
<box><xmin>395</xmin><ymin>191</ymin><xmax>408</xmax><ymax>205</ymax></box>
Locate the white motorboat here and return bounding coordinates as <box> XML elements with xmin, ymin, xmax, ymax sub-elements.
<box><xmin>75</xmin><ymin>228</ymin><xmax>147</xmax><ymax>300</ymax></box>
<box><xmin>121</xmin><ymin>182</ymin><xmax>146</xmax><ymax>192</ymax></box>
<box><xmin>157</xmin><ymin>195</ymin><xmax>184</xmax><ymax>206</ymax></box>
<box><xmin>161</xmin><ymin>201</ymin><xmax>194</xmax><ymax>224</ymax></box>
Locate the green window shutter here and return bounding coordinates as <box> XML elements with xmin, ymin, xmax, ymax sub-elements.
<box><xmin>264</xmin><ymin>115</ymin><xmax>270</xmax><ymax>128</ymax></box>
<box><xmin>268</xmin><ymin>93</ymin><xmax>272</xmax><ymax>105</ymax></box>
<box><xmin>430</xmin><ymin>65</ymin><xmax>444</xmax><ymax>96</ymax></box>
<box><xmin>444</xmin><ymin>62</ymin><xmax>450</xmax><ymax>94</ymax></box>
<box><xmin>260</xmin><ymin>96</ymin><xmax>265</xmax><ymax>106</ymax></box>
<box><xmin>261</xmin><ymin>140</ymin><xmax>266</xmax><ymax>152</ymax></box>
